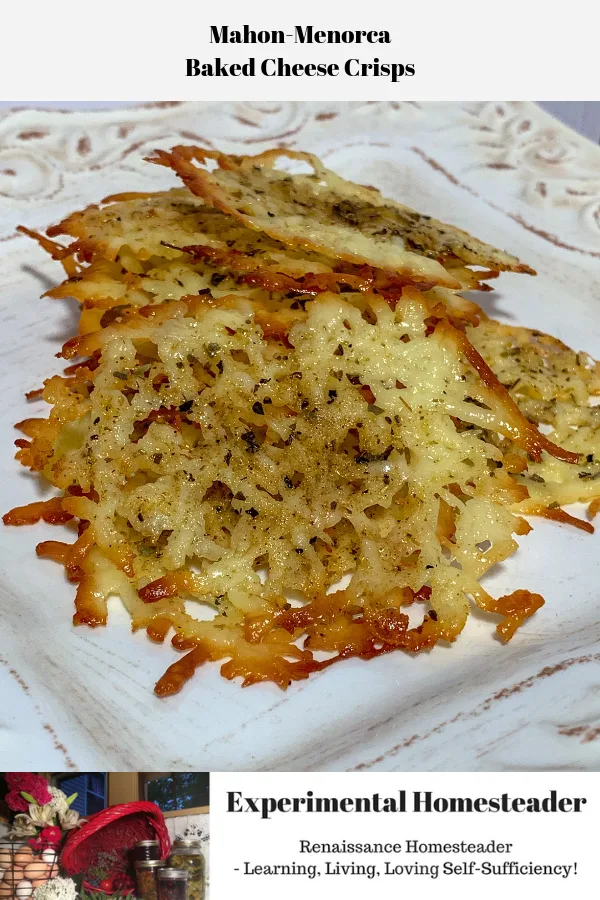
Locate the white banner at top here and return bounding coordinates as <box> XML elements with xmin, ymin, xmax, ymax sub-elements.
<box><xmin>1</xmin><ymin>0</ymin><xmax>599</xmax><ymax>101</ymax></box>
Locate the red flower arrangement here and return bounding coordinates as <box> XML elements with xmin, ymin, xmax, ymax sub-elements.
<box><xmin>4</xmin><ymin>772</ymin><xmax>84</xmax><ymax>851</ymax></box>
<box><xmin>5</xmin><ymin>772</ymin><xmax>53</xmax><ymax>812</ymax></box>
<box><xmin>29</xmin><ymin>826</ymin><xmax>64</xmax><ymax>850</ymax></box>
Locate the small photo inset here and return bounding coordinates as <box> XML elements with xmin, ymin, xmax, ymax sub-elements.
<box><xmin>0</xmin><ymin>774</ymin><xmax>209</xmax><ymax>900</ymax></box>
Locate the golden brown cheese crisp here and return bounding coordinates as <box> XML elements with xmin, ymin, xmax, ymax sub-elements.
<box><xmin>43</xmin><ymin>189</ymin><xmax>499</xmax><ymax>297</ymax></box>
<box><xmin>7</xmin><ymin>149</ymin><xmax>595</xmax><ymax>699</ymax></box>
<box><xmin>6</xmin><ymin>284</ymin><xmax>561</xmax><ymax>695</ymax></box>
<box><xmin>149</xmin><ymin>147</ymin><xmax>535</xmax><ymax>288</ymax></box>
<box><xmin>469</xmin><ymin>318</ymin><xmax>600</xmax><ymax>517</ymax></box>
<box><xmin>45</xmin><ymin>188</ymin><xmax>347</xmax><ymax>275</ymax></box>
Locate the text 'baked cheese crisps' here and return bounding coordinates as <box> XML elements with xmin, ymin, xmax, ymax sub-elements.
<box><xmin>149</xmin><ymin>147</ymin><xmax>535</xmax><ymax>289</ymax></box>
<box><xmin>5</xmin><ymin>150</ymin><xmax>596</xmax><ymax>699</ymax></box>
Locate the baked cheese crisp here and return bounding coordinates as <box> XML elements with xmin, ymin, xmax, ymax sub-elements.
<box><xmin>5</xmin><ymin>150</ymin><xmax>596</xmax><ymax>697</ymax></box>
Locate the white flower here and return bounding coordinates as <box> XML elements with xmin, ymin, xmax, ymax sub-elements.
<box><xmin>27</xmin><ymin>804</ymin><xmax>56</xmax><ymax>828</ymax></box>
<box><xmin>57</xmin><ymin>807</ymin><xmax>82</xmax><ymax>831</ymax></box>
<box><xmin>47</xmin><ymin>788</ymin><xmax>69</xmax><ymax>816</ymax></box>
<box><xmin>32</xmin><ymin>878</ymin><xmax>78</xmax><ymax>900</ymax></box>
<box><xmin>7</xmin><ymin>813</ymin><xmax>38</xmax><ymax>838</ymax></box>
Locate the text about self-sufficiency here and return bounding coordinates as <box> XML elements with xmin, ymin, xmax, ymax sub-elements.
<box><xmin>210</xmin><ymin>774</ymin><xmax>596</xmax><ymax>899</ymax></box>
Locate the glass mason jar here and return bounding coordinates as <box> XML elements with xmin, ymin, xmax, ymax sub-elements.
<box><xmin>135</xmin><ymin>859</ymin><xmax>167</xmax><ymax>900</ymax></box>
<box><xmin>157</xmin><ymin>868</ymin><xmax>189</xmax><ymax>900</ymax></box>
<box><xmin>132</xmin><ymin>840</ymin><xmax>162</xmax><ymax>863</ymax></box>
<box><xmin>167</xmin><ymin>840</ymin><xmax>205</xmax><ymax>900</ymax></box>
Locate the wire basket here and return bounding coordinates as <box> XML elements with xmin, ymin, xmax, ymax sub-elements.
<box><xmin>60</xmin><ymin>802</ymin><xmax>170</xmax><ymax>894</ymax></box>
<box><xmin>0</xmin><ymin>840</ymin><xmax>60</xmax><ymax>900</ymax></box>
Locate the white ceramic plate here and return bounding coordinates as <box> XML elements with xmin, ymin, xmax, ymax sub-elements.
<box><xmin>1</xmin><ymin>101</ymin><xmax>600</xmax><ymax>771</ymax></box>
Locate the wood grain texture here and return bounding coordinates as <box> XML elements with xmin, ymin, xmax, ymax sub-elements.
<box><xmin>1</xmin><ymin>101</ymin><xmax>600</xmax><ymax>772</ymax></box>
